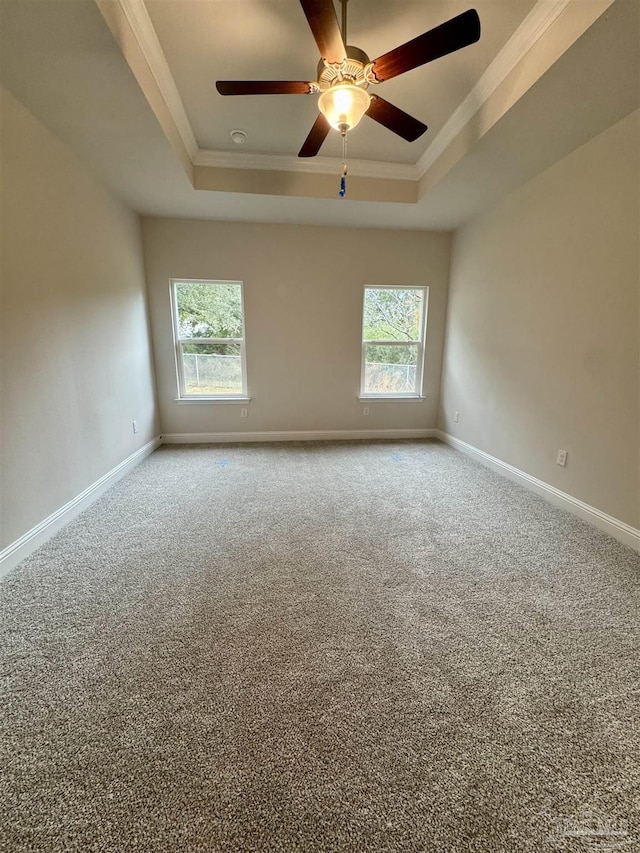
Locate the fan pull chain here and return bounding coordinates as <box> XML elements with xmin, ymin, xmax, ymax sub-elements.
<box><xmin>339</xmin><ymin>132</ymin><xmax>348</xmax><ymax>198</ymax></box>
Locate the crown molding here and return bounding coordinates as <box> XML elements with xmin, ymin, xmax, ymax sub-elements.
<box><xmin>416</xmin><ymin>0</ymin><xmax>573</xmax><ymax>176</ymax></box>
<box><xmin>115</xmin><ymin>0</ymin><xmax>198</xmax><ymax>159</ymax></box>
<box><xmin>193</xmin><ymin>148</ymin><xmax>418</xmax><ymax>181</ymax></box>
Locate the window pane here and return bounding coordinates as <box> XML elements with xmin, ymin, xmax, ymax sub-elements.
<box><xmin>364</xmin><ymin>343</ymin><xmax>418</xmax><ymax>394</ymax></box>
<box><xmin>176</xmin><ymin>282</ymin><xmax>243</xmax><ymax>339</ymax></box>
<box><xmin>182</xmin><ymin>343</ymin><xmax>243</xmax><ymax>395</ymax></box>
<box><xmin>363</xmin><ymin>288</ymin><xmax>422</xmax><ymax>341</ymax></box>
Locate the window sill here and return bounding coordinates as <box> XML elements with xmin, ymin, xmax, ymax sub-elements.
<box><xmin>358</xmin><ymin>395</ymin><xmax>426</xmax><ymax>402</ymax></box>
<box><xmin>175</xmin><ymin>396</ymin><xmax>251</xmax><ymax>404</ymax></box>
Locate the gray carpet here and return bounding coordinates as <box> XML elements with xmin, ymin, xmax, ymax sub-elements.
<box><xmin>1</xmin><ymin>440</ymin><xmax>638</xmax><ymax>853</ymax></box>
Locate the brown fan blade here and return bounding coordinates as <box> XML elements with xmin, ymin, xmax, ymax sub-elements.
<box><xmin>370</xmin><ymin>9</ymin><xmax>480</xmax><ymax>83</ymax></box>
<box><xmin>298</xmin><ymin>113</ymin><xmax>330</xmax><ymax>158</ymax></box>
<box><xmin>216</xmin><ymin>81</ymin><xmax>313</xmax><ymax>96</ymax></box>
<box><xmin>366</xmin><ymin>95</ymin><xmax>427</xmax><ymax>142</ymax></box>
<box><xmin>299</xmin><ymin>0</ymin><xmax>346</xmax><ymax>64</ymax></box>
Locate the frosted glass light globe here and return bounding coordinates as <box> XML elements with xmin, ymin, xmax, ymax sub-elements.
<box><xmin>318</xmin><ymin>84</ymin><xmax>371</xmax><ymax>132</ymax></box>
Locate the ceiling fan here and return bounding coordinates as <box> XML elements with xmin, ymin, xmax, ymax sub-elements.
<box><xmin>216</xmin><ymin>0</ymin><xmax>481</xmax><ymax>158</ymax></box>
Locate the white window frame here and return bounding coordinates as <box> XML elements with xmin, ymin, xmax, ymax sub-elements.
<box><xmin>170</xmin><ymin>279</ymin><xmax>249</xmax><ymax>402</ymax></box>
<box><xmin>359</xmin><ymin>285</ymin><xmax>428</xmax><ymax>400</ymax></box>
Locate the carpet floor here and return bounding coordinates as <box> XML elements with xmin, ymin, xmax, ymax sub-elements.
<box><xmin>1</xmin><ymin>440</ymin><xmax>638</xmax><ymax>852</ymax></box>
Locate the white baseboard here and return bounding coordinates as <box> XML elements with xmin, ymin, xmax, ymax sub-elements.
<box><xmin>0</xmin><ymin>437</ymin><xmax>161</xmax><ymax>579</ymax></box>
<box><xmin>436</xmin><ymin>431</ymin><xmax>640</xmax><ymax>553</ymax></box>
<box><xmin>161</xmin><ymin>429</ymin><xmax>437</xmax><ymax>444</ymax></box>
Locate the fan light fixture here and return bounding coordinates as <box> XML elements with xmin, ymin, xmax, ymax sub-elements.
<box><xmin>318</xmin><ymin>83</ymin><xmax>370</xmax><ymax>133</ymax></box>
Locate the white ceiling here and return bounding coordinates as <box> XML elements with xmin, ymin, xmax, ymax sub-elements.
<box><xmin>0</xmin><ymin>0</ymin><xmax>638</xmax><ymax>230</ymax></box>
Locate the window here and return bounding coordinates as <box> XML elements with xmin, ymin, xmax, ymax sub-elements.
<box><xmin>360</xmin><ymin>285</ymin><xmax>427</xmax><ymax>397</ymax></box>
<box><xmin>171</xmin><ymin>280</ymin><xmax>248</xmax><ymax>399</ymax></box>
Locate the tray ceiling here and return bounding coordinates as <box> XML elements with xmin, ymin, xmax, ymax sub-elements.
<box><xmin>1</xmin><ymin>0</ymin><xmax>637</xmax><ymax>229</ymax></box>
<box><xmin>144</xmin><ymin>0</ymin><xmax>536</xmax><ymax>162</ymax></box>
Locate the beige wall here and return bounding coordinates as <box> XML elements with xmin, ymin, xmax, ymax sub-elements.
<box><xmin>0</xmin><ymin>87</ymin><xmax>159</xmax><ymax>549</ymax></box>
<box><xmin>439</xmin><ymin>109</ymin><xmax>640</xmax><ymax>527</ymax></box>
<box><xmin>141</xmin><ymin>218</ymin><xmax>451</xmax><ymax>436</ymax></box>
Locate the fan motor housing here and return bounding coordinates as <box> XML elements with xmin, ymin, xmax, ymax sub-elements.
<box><xmin>316</xmin><ymin>45</ymin><xmax>371</xmax><ymax>91</ymax></box>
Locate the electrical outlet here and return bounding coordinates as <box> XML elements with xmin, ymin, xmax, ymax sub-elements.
<box><xmin>557</xmin><ymin>449</ymin><xmax>568</xmax><ymax>467</ymax></box>
<box><xmin>132</xmin><ymin>420</ymin><xmax>138</xmax><ymax>434</ymax></box>
<box><xmin>240</xmin><ymin>408</ymin><xmax>248</xmax><ymax>419</ymax></box>
<box><xmin>454</xmin><ymin>411</ymin><xmax>459</xmax><ymax>423</ymax></box>
<box><xmin>363</xmin><ymin>407</ymin><xmax>369</xmax><ymax>416</ymax></box>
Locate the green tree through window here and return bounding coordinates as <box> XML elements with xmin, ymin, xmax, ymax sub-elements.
<box><xmin>176</xmin><ymin>282</ymin><xmax>243</xmax><ymax>353</ymax></box>
<box><xmin>172</xmin><ymin>281</ymin><xmax>247</xmax><ymax>397</ymax></box>
<box><xmin>361</xmin><ymin>286</ymin><xmax>427</xmax><ymax>395</ymax></box>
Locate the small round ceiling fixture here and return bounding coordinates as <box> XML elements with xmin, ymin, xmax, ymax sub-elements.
<box><xmin>230</xmin><ymin>129</ymin><xmax>247</xmax><ymax>145</ymax></box>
